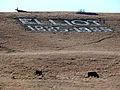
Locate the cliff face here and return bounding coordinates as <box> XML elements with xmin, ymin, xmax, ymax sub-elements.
<box><xmin>0</xmin><ymin>12</ymin><xmax>120</xmax><ymax>90</ymax></box>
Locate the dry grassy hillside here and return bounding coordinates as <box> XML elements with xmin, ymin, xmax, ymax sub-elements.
<box><xmin>0</xmin><ymin>12</ymin><xmax>120</xmax><ymax>90</ymax></box>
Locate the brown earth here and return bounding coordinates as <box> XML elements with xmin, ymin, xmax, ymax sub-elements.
<box><xmin>0</xmin><ymin>12</ymin><xmax>120</xmax><ymax>90</ymax></box>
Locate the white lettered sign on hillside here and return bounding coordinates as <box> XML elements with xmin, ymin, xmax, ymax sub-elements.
<box><xmin>18</xmin><ymin>18</ymin><xmax>113</xmax><ymax>32</ymax></box>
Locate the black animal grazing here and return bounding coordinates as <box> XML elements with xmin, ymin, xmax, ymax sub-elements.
<box><xmin>88</xmin><ymin>72</ymin><xmax>99</xmax><ymax>78</ymax></box>
<box><xmin>15</xmin><ymin>8</ymin><xmax>27</xmax><ymax>12</ymax></box>
<box><xmin>35</xmin><ymin>70</ymin><xmax>43</xmax><ymax>77</ymax></box>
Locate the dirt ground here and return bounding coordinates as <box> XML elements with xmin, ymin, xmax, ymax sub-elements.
<box><xmin>0</xmin><ymin>12</ymin><xmax>120</xmax><ymax>90</ymax></box>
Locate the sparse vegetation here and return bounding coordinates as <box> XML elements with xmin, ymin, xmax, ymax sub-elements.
<box><xmin>0</xmin><ymin>12</ymin><xmax>120</xmax><ymax>90</ymax></box>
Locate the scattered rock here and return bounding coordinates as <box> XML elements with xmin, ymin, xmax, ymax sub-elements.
<box><xmin>71</xmin><ymin>58</ymin><xmax>76</xmax><ymax>60</ymax></box>
<box><xmin>11</xmin><ymin>76</ymin><xmax>16</xmax><ymax>79</ymax></box>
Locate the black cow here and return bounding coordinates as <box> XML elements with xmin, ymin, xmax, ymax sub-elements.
<box><xmin>35</xmin><ymin>70</ymin><xmax>43</xmax><ymax>77</ymax></box>
<box><xmin>88</xmin><ymin>72</ymin><xmax>99</xmax><ymax>78</ymax></box>
<box><xmin>15</xmin><ymin>8</ymin><xmax>27</xmax><ymax>12</ymax></box>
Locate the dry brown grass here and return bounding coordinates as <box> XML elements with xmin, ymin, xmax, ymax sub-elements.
<box><xmin>0</xmin><ymin>12</ymin><xmax>120</xmax><ymax>90</ymax></box>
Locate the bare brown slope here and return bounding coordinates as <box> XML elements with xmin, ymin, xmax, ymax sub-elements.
<box><xmin>0</xmin><ymin>12</ymin><xmax>120</xmax><ymax>90</ymax></box>
<box><xmin>0</xmin><ymin>12</ymin><xmax>120</xmax><ymax>53</ymax></box>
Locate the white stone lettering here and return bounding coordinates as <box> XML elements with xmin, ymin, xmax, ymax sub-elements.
<box><xmin>27</xmin><ymin>25</ymin><xmax>35</xmax><ymax>31</ymax></box>
<box><xmin>79</xmin><ymin>27</ymin><xmax>92</xmax><ymax>32</ymax></box>
<box><xmin>100</xmin><ymin>27</ymin><xmax>113</xmax><ymax>32</ymax></box>
<box><xmin>55</xmin><ymin>27</ymin><xmax>69</xmax><ymax>32</ymax></box>
<box><xmin>49</xmin><ymin>19</ymin><xmax>68</xmax><ymax>26</ymax></box>
<box><xmin>19</xmin><ymin>18</ymin><xmax>36</xmax><ymax>24</ymax></box>
<box><xmin>73</xmin><ymin>27</ymin><xmax>81</xmax><ymax>32</ymax></box>
<box><xmin>64</xmin><ymin>20</ymin><xmax>72</xmax><ymax>25</ymax></box>
<box><xmin>90</xmin><ymin>27</ymin><xmax>102</xmax><ymax>32</ymax></box>
<box><xmin>71</xmin><ymin>20</ymin><xmax>90</xmax><ymax>26</ymax></box>
<box><xmin>18</xmin><ymin>18</ymin><xmax>113</xmax><ymax>32</ymax></box>
<box><xmin>44</xmin><ymin>26</ymin><xmax>57</xmax><ymax>32</ymax></box>
<box><xmin>87</xmin><ymin>20</ymin><xmax>101</xmax><ymax>25</ymax></box>
<box><xmin>34</xmin><ymin>19</ymin><xmax>44</xmax><ymax>25</ymax></box>
<box><xmin>92</xmin><ymin>21</ymin><xmax>101</xmax><ymax>25</ymax></box>
<box><xmin>35</xmin><ymin>26</ymin><xmax>46</xmax><ymax>31</ymax></box>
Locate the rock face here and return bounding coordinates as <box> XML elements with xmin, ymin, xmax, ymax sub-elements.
<box><xmin>0</xmin><ymin>12</ymin><xmax>120</xmax><ymax>90</ymax></box>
